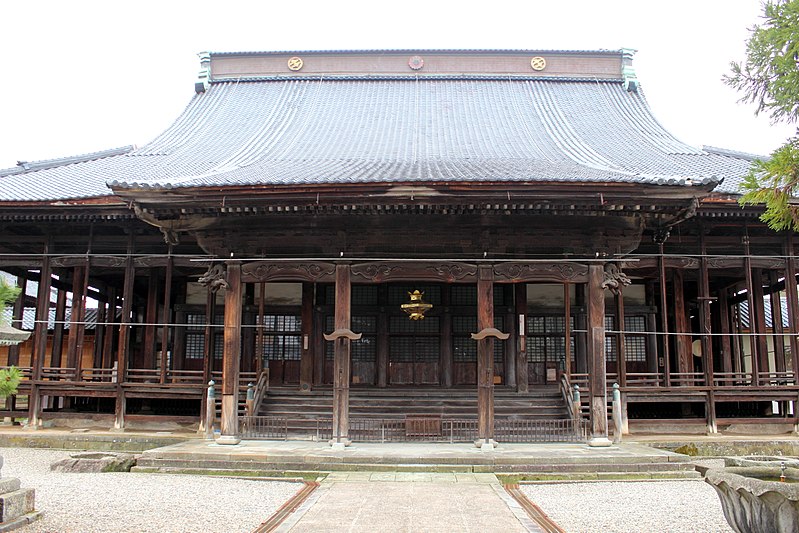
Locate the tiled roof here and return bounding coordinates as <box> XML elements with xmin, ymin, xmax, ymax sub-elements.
<box><xmin>0</xmin><ymin>68</ymin><xmax>754</xmax><ymax>201</ymax></box>
<box><xmin>1</xmin><ymin>307</ymin><xmax>101</xmax><ymax>331</ymax></box>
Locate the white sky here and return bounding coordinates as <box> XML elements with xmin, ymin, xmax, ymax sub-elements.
<box><xmin>0</xmin><ymin>0</ymin><xmax>794</xmax><ymax>170</ymax></box>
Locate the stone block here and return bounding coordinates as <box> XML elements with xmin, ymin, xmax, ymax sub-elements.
<box><xmin>50</xmin><ymin>452</ymin><xmax>136</xmax><ymax>473</ymax></box>
<box><xmin>0</xmin><ymin>479</ymin><xmax>20</xmax><ymax>495</ymax></box>
<box><xmin>0</xmin><ymin>488</ymin><xmax>35</xmax><ymax>523</ymax></box>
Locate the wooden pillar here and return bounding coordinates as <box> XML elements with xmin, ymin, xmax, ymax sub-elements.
<box><xmin>256</xmin><ymin>282</ymin><xmax>265</xmax><ymax>377</ymax></box>
<box><xmin>159</xmin><ymin>252</ymin><xmax>174</xmax><ymax>384</ymax></box>
<box><xmin>114</xmin><ymin>235</ymin><xmax>135</xmax><ymax>430</ymax></box>
<box><xmin>440</xmin><ymin>285</ymin><xmax>453</xmax><ymax>388</ymax></box>
<box><xmin>785</xmin><ymin>235</ymin><xmax>799</xmax><ymax>384</ymax></box>
<box><xmin>476</xmin><ymin>265</ymin><xmax>495</xmax><ymax>445</ymax></box>
<box><xmin>658</xmin><ymin>242</ymin><xmax>671</xmax><ymax>386</ymax></box>
<box><xmin>743</xmin><ymin>236</ymin><xmax>760</xmax><ymax>385</ymax></box>
<box><xmin>202</xmin><ymin>289</ymin><xmax>215</xmax><ymax>384</ymax></box>
<box><xmin>8</xmin><ymin>277</ymin><xmax>27</xmax><ymax>367</ymax></box>
<box><xmin>49</xmin><ymin>278</ymin><xmax>66</xmax><ymax>367</ymax></box>
<box><xmin>673</xmin><ymin>269</ymin><xmax>692</xmax><ymax>379</ymax></box>
<box><xmin>377</xmin><ymin>283</ymin><xmax>389</xmax><ymax>388</ymax></box>
<box><xmin>142</xmin><ymin>269</ymin><xmax>159</xmax><ymax>370</ymax></box>
<box><xmin>587</xmin><ymin>263</ymin><xmax>611</xmax><ymax>446</ymax></box>
<box><xmin>331</xmin><ymin>264</ymin><xmax>352</xmax><ymax>445</ymax></box>
<box><xmin>28</xmin><ymin>242</ymin><xmax>52</xmax><ymax>428</ymax></box>
<box><xmin>66</xmin><ymin>265</ymin><xmax>87</xmax><ymax>373</ymax></box>
<box><xmin>699</xmin><ymin>236</ymin><xmax>716</xmax><ymax>432</ymax></box>
<box><xmin>615</xmin><ymin>288</ymin><xmax>626</xmax><ymax>388</ymax></box>
<box><xmin>718</xmin><ymin>289</ymin><xmax>734</xmax><ymax>375</ymax></box>
<box><xmin>752</xmin><ymin>269</ymin><xmax>770</xmax><ymax>379</ymax></box>
<box><xmin>505</xmin><ymin>288</ymin><xmax>517</xmax><ymax>387</ymax></box>
<box><xmin>769</xmin><ymin>271</ymin><xmax>786</xmax><ymax>374</ymax></box>
<box><xmin>218</xmin><ymin>263</ymin><xmax>242</xmax><ymax>444</ymax></box>
<box><xmin>564</xmin><ymin>282</ymin><xmax>572</xmax><ymax>380</ymax></box>
<box><xmin>101</xmin><ymin>289</ymin><xmax>117</xmax><ymax>370</ymax></box>
<box><xmin>313</xmin><ymin>307</ymin><xmax>325</xmax><ymax>386</ymax></box>
<box><xmin>515</xmin><ymin>283</ymin><xmax>528</xmax><ymax>393</ymax></box>
<box><xmin>299</xmin><ymin>282</ymin><xmax>314</xmax><ymax>391</ymax></box>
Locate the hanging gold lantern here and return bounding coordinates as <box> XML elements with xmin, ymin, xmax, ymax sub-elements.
<box><xmin>401</xmin><ymin>290</ymin><xmax>432</xmax><ymax>320</ymax></box>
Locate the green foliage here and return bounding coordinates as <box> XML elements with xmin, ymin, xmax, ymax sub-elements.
<box><xmin>739</xmin><ymin>139</ymin><xmax>799</xmax><ymax>231</ymax></box>
<box><xmin>0</xmin><ymin>366</ymin><xmax>22</xmax><ymax>398</ymax></box>
<box><xmin>726</xmin><ymin>1</ymin><xmax>799</xmax><ymax>230</ymax></box>
<box><xmin>0</xmin><ymin>276</ymin><xmax>22</xmax><ymax>308</ymax></box>
<box><xmin>726</xmin><ymin>1</ymin><xmax>799</xmax><ymax>123</ymax></box>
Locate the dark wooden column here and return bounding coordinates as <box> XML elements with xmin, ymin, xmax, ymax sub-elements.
<box><xmin>114</xmin><ymin>236</ymin><xmax>135</xmax><ymax>430</ymax></box>
<box><xmin>8</xmin><ymin>276</ymin><xmax>27</xmax><ymax>367</ymax></box>
<box><xmin>101</xmin><ymin>288</ymin><xmax>117</xmax><ymax>370</ymax></box>
<box><xmin>785</xmin><ymin>235</ymin><xmax>799</xmax><ymax>384</ymax></box>
<box><xmin>476</xmin><ymin>265</ymin><xmax>495</xmax><ymax>446</ymax></box>
<box><xmin>515</xmin><ymin>283</ymin><xmax>528</xmax><ymax>393</ymax></box>
<box><xmin>699</xmin><ymin>237</ymin><xmax>716</xmax><ymax>433</ymax></box>
<box><xmin>28</xmin><ymin>242</ymin><xmax>52</xmax><ymax>428</ymax></box>
<box><xmin>49</xmin><ymin>277</ymin><xmax>66</xmax><ymax>368</ymax></box>
<box><xmin>718</xmin><ymin>289</ymin><xmax>734</xmax><ymax>375</ymax></box>
<box><xmin>615</xmin><ymin>288</ymin><xmax>626</xmax><ymax>387</ymax></box>
<box><xmin>142</xmin><ymin>269</ymin><xmax>159</xmax><ymax>370</ymax></box>
<box><xmin>331</xmin><ymin>264</ymin><xmax>352</xmax><ymax>446</ymax></box>
<box><xmin>769</xmin><ymin>271</ymin><xmax>786</xmax><ymax>374</ymax></box>
<box><xmin>66</xmin><ymin>265</ymin><xmax>87</xmax><ymax>375</ymax></box>
<box><xmin>658</xmin><ymin>241</ymin><xmax>671</xmax><ymax>386</ymax></box>
<box><xmin>219</xmin><ymin>263</ymin><xmax>242</xmax><ymax>444</ymax></box>
<box><xmin>202</xmin><ymin>290</ymin><xmax>215</xmax><ymax>385</ymax></box>
<box><xmin>743</xmin><ymin>236</ymin><xmax>760</xmax><ymax>385</ymax></box>
<box><xmin>505</xmin><ymin>294</ymin><xmax>517</xmax><ymax>387</ymax></box>
<box><xmin>672</xmin><ymin>269</ymin><xmax>692</xmax><ymax>380</ymax></box>
<box><xmin>440</xmin><ymin>285</ymin><xmax>453</xmax><ymax>388</ymax></box>
<box><xmin>587</xmin><ymin>264</ymin><xmax>610</xmax><ymax>446</ymax></box>
<box><xmin>377</xmin><ymin>283</ymin><xmax>389</xmax><ymax>388</ymax></box>
<box><xmin>299</xmin><ymin>282</ymin><xmax>314</xmax><ymax>391</ymax></box>
<box><xmin>159</xmin><ymin>253</ymin><xmax>174</xmax><ymax>384</ymax></box>
<box><xmin>752</xmin><ymin>269</ymin><xmax>770</xmax><ymax>380</ymax></box>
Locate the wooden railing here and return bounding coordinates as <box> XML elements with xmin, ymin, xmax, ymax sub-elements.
<box><xmin>247</xmin><ymin>369</ymin><xmax>270</xmax><ymax>416</ymax></box>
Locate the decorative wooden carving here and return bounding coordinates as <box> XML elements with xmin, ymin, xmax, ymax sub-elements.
<box><xmin>323</xmin><ymin>328</ymin><xmax>363</xmax><ymax>342</ymax></box>
<box><xmin>470</xmin><ymin>327</ymin><xmax>510</xmax><ymax>341</ymax></box>
<box><xmin>51</xmin><ymin>256</ymin><xmax>128</xmax><ymax>268</ymax></box>
<box><xmin>665</xmin><ymin>257</ymin><xmax>699</xmax><ymax>269</ymax></box>
<box><xmin>198</xmin><ymin>264</ymin><xmax>229</xmax><ymax>292</ymax></box>
<box><xmin>350</xmin><ymin>262</ymin><xmax>478</xmax><ymax>283</ymax></box>
<box><xmin>706</xmin><ymin>258</ymin><xmax>744</xmax><ymax>270</ymax></box>
<box><xmin>240</xmin><ymin>262</ymin><xmax>336</xmax><ymax>283</ymax></box>
<box><xmin>492</xmin><ymin>262</ymin><xmax>588</xmax><ymax>283</ymax></box>
<box><xmin>601</xmin><ymin>263</ymin><xmax>631</xmax><ymax>295</ymax></box>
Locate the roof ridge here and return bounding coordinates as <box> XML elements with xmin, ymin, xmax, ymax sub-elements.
<box><xmin>0</xmin><ymin>145</ymin><xmax>135</xmax><ymax>177</ymax></box>
<box><xmin>702</xmin><ymin>145</ymin><xmax>764</xmax><ymax>162</ymax></box>
<box><xmin>208</xmin><ymin>48</ymin><xmax>626</xmax><ymax>56</ymax></box>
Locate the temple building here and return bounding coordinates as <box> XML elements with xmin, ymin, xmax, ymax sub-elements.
<box><xmin>1</xmin><ymin>49</ymin><xmax>795</xmax><ymax>445</ymax></box>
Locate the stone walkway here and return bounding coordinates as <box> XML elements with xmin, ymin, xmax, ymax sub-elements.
<box><xmin>276</xmin><ymin>473</ymin><xmax>544</xmax><ymax>533</ymax></box>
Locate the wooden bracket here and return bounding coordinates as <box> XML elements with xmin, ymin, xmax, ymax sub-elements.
<box><xmin>470</xmin><ymin>328</ymin><xmax>510</xmax><ymax>341</ymax></box>
<box><xmin>323</xmin><ymin>328</ymin><xmax>363</xmax><ymax>341</ymax></box>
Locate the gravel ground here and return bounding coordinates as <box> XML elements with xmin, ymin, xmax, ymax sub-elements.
<box><xmin>521</xmin><ymin>479</ymin><xmax>733</xmax><ymax>533</ymax></box>
<box><xmin>1</xmin><ymin>448</ymin><xmax>300</xmax><ymax>533</ymax></box>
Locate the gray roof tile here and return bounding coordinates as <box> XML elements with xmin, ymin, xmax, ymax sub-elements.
<box><xmin>0</xmin><ymin>76</ymin><xmax>754</xmax><ymax>201</ymax></box>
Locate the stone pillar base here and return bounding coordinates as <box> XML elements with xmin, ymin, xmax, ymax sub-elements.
<box><xmin>587</xmin><ymin>436</ymin><xmax>613</xmax><ymax>447</ymax></box>
<box><xmin>329</xmin><ymin>438</ymin><xmax>352</xmax><ymax>449</ymax></box>
<box><xmin>215</xmin><ymin>435</ymin><xmax>241</xmax><ymax>446</ymax></box>
<box><xmin>474</xmin><ymin>438</ymin><xmax>498</xmax><ymax>451</ymax></box>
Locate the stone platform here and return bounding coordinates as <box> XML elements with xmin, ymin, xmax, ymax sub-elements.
<box><xmin>133</xmin><ymin>439</ymin><xmax>699</xmax><ymax>480</ymax></box>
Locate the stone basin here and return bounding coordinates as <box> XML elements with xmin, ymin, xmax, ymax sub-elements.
<box><xmin>705</xmin><ymin>466</ymin><xmax>799</xmax><ymax>533</ymax></box>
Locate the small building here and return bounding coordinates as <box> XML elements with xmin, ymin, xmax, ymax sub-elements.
<box><xmin>1</xmin><ymin>49</ymin><xmax>795</xmax><ymax>443</ymax></box>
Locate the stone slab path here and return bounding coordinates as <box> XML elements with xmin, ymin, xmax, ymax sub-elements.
<box><xmin>276</xmin><ymin>473</ymin><xmax>544</xmax><ymax>533</ymax></box>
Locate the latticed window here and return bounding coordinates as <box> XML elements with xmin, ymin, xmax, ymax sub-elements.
<box><xmin>388</xmin><ymin>316</ymin><xmax>440</xmax><ymax>363</ymax></box>
<box><xmin>527</xmin><ymin>315</ymin><xmax>575</xmax><ymax>367</ymax></box>
<box><xmin>324</xmin><ymin>315</ymin><xmax>377</xmax><ymax>361</ymax></box>
<box><xmin>450</xmin><ymin>285</ymin><xmax>506</xmax><ymax>307</ymax></box>
<box><xmin>605</xmin><ymin>314</ymin><xmax>649</xmax><ymax>363</ymax></box>
<box><xmin>258</xmin><ymin>314</ymin><xmax>302</xmax><ymax>361</ymax></box>
<box><xmin>184</xmin><ymin>312</ymin><xmax>223</xmax><ymax>360</ymax></box>
<box><xmin>453</xmin><ymin>315</ymin><xmax>505</xmax><ymax>363</ymax></box>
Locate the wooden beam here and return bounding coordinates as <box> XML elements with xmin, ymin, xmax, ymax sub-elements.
<box><xmin>476</xmin><ymin>265</ymin><xmax>495</xmax><ymax>444</ymax></box>
<box><xmin>219</xmin><ymin>262</ymin><xmax>242</xmax><ymax>444</ymax></box>
<box><xmin>331</xmin><ymin>264</ymin><xmax>352</xmax><ymax>445</ymax></box>
<box><xmin>587</xmin><ymin>263</ymin><xmax>610</xmax><ymax>446</ymax></box>
<box><xmin>7</xmin><ymin>276</ymin><xmax>27</xmax><ymax>366</ymax></box>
